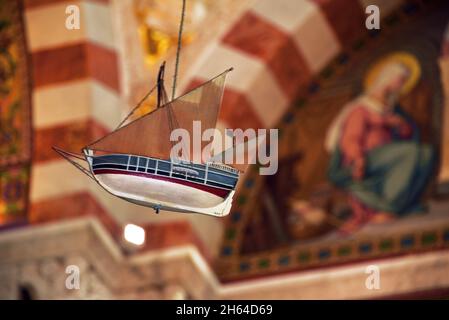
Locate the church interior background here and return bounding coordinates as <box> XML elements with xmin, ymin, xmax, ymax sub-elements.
<box><xmin>1</xmin><ymin>0</ymin><xmax>449</xmax><ymax>299</ymax></box>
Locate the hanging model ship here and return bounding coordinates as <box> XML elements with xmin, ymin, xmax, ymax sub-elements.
<box><xmin>53</xmin><ymin>0</ymin><xmax>251</xmax><ymax>217</ymax></box>
<box><xmin>54</xmin><ymin>63</ymin><xmax>243</xmax><ymax>217</ymax></box>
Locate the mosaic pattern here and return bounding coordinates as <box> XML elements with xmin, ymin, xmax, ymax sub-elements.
<box><xmin>219</xmin><ymin>225</ymin><xmax>449</xmax><ymax>280</ymax></box>
<box><xmin>0</xmin><ymin>0</ymin><xmax>32</xmax><ymax>225</ymax></box>
<box><xmin>216</xmin><ymin>0</ymin><xmax>449</xmax><ymax>282</ymax></box>
<box><xmin>0</xmin><ymin>166</ymin><xmax>29</xmax><ymax>225</ymax></box>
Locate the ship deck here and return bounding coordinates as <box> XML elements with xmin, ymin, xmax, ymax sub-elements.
<box><xmin>89</xmin><ymin>154</ymin><xmax>239</xmax><ymax>195</ymax></box>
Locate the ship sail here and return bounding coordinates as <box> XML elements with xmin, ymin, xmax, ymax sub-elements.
<box><xmin>55</xmin><ymin>0</ymin><xmax>240</xmax><ymax>217</ymax></box>
<box><xmin>207</xmin><ymin>132</ymin><xmax>267</xmax><ymax>172</ymax></box>
<box><xmin>86</xmin><ymin>69</ymin><xmax>231</xmax><ymax>164</ymax></box>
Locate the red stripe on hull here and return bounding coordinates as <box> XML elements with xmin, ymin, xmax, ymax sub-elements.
<box><xmin>93</xmin><ymin>169</ymin><xmax>231</xmax><ymax>198</ymax></box>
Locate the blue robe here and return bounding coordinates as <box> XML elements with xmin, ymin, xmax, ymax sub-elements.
<box><xmin>327</xmin><ymin>106</ymin><xmax>435</xmax><ymax>216</ymax></box>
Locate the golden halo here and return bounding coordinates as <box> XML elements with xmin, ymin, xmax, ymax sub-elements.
<box><xmin>364</xmin><ymin>51</ymin><xmax>421</xmax><ymax>96</ymax></box>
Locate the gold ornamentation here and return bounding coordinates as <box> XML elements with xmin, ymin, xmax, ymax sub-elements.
<box><xmin>364</xmin><ymin>51</ymin><xmax>421</xmax><ymax>95</ymax></box>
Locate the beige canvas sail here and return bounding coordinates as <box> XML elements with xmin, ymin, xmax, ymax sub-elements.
<box><xmin>87</xmin><ymin>70</ymin><xmax>231</xmax><ymax>163</ymax></box>
<box><xmin>208</xmin><ymin>133</ymin><xmax>267</xmax><ymax>172</ymax></box>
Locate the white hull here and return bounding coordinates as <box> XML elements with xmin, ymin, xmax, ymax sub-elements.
<box><xmin>94</xmin><ymin>172</ymin><xmax>235</xmax><ymax>217</ymax></box>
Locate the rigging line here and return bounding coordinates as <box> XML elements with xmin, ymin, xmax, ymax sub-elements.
<box><xmin>164</xmin><ymin>86</ymin><xmax>180</xmax><ymax>148</ymax></box>
<box><xmin>115</xmin><ymin>83</ymin><xmax>158</xmax><ymax>130</ymax></box>
<box><xmin>86</xmin><ymin>83</ymin><xmax>157</xmax><ymax>149</ymax></box>
<box><xmin>52</xmin><ymin>146</ymin><xmax>85</xmax><ymax>160</ymax></box>
<box><xmin>52</xmin><ymin>147</ymin><xmax>95</xmax><ymax>181</ymax></box>
<box><xmin>163</xmin><ymin>80</ymin><xmax>187</xmax><ymax>161</ymax></box>
<box><xmin>171</xmin><ymin>0</ymin><xmax>186</xmax><ymax>100</ymax></box>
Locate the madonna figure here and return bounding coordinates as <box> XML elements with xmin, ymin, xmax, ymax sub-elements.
<box><xmin>325</xmin><ymin>53</ymin><xmax>435</xmax><ymax>234</ymax></box>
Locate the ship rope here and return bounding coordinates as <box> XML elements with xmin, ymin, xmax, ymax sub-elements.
<box><xmin>85</xmin><ymin>81</ymin><xmax>158</xmax><ymax>151</ymax></box>
<box><xmin>52</xmin><ymin>147</ymin><xmax>95</xmax><ymax>181</ymax></box>
<box><xmin>115</xmin><ymin>83</ymin><xmax>158</xmax><ymax>130</ymax></box>
<box><xmin>171</xmin><ymin>0</ymin><xmax>186</xmax><ymax>100</ymax></box>
<box><xmin>161</xmin><ymin>83</ymin><xmax>183</xmax><ymax>157</ymax></box>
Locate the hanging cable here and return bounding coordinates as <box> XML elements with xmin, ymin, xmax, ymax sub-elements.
<box><xmin>171</xmin><ymin>0</ymin><xmax>186</xmax><ymax>100</ymax></box>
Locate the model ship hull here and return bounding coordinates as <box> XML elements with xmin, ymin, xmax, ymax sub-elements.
<box><xmin>86</xmin><ymin>153</ymin><xmax>238</xmax><ymax>217</ymax></box>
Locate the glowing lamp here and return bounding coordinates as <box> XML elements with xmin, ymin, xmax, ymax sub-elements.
<box><xmin>124</xmin><ymin>224</ymin><xmax>145</xmax><ymax>246</ymax></box>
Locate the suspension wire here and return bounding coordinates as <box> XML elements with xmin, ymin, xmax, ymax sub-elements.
<box><xmin>171</xmin><ymin>0</ymin><xmax>186</xmax><ymax>100</ymax></box>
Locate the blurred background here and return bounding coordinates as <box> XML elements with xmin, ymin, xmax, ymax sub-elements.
<box><xmin>1</xmin><ymin>0</ymin><xmax>449</xmax><ymax>299</ymax></box>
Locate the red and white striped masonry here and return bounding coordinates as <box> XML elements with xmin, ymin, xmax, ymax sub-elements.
<box><xmin>24</xmin><ymin>0</ymin><xmax>122</xmax><ymax>227</ymax></box>
<box><xmin>24</xmin><ymin>0</ymin><xmax>214</xmax><ymax>256</ymax></box>
<box><xmin>185</xmin><ymin>0</ymin><xmax>406</xmax><ymax>131</ymax></box>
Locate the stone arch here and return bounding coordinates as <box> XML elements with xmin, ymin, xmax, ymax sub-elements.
<box><xmin>213</xmin><ymin>0</ymin><xmax>449</xmax><ymax>282</ymax></box>
<box><xmin>186</xmin><ymin>0</ymin><xmax>408</xmax><ymax>131</ymax></box>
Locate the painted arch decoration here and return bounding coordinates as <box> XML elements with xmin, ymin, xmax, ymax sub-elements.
<box><xmin>0</xmin><ymin>0</ymin><xmax>32</xmax><ymax>227</ymax></box>
<box><xmin>182</xmin><ymin>0</ymin><xmax>449</xmax><ymax>281</ymax></box>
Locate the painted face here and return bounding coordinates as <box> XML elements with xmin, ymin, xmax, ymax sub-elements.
<box><xmin>382</xmin><ymin>73</ymin><xmax>408</xmax><ymax>109</ymax></box>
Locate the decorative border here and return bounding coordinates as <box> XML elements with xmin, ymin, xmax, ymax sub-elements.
<box><xmin>0</xmin><ymin>0</ymin><xmax>32</xmax><ymax>167</ymax></box>
<box><xmin>216</xmin><ymin>0</ymin><xmax>449</xmax><ymax>282</ymax></box>
<box><xmin>0</xmin><ymin>0</ymin><xmax>32</xmax><ymax>226</ymax></box>
<box><xmin>220</xmin><ymin>225</ymin><xmax>449</xmax><ymax>281</ymax></box>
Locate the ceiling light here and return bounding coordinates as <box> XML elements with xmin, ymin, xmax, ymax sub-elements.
<box><xmin>124</xmin><ymin>224</ymin><xmax>145</xmax><ymax>246</ymax></box>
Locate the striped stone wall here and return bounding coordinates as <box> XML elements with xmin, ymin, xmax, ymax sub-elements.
<box><xmin>22</xmin><ymin>0</ymin><xmax>211</xmax><ymax>255</ymax></box>
<box><xmin>186</xmin><ymin>0</ymin><xmax>406</xmax><ymax>132</ymax></box>
<box><xmin>24</xmin><ymin>0</ymin><xmax>122</xmax><ymax>229</ymax></box>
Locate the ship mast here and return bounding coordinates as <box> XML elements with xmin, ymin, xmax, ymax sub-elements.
<box><xmin>171</xmin><ymin>0</ymin><xmax>186</xmax><ymax>100</ymax></box>
<box><xmin>157</xmin><ymin>61</ymin><xmax>166</xmax><ymax>108</ymax></box>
